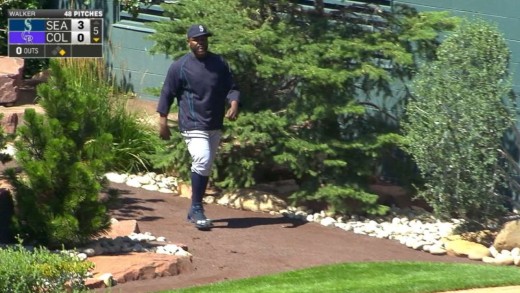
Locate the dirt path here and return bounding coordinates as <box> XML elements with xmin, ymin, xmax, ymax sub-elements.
<box><xmin>97</xmin><ymin>182</ymin><xmax>478</xmax><ymax>293</ymax></box>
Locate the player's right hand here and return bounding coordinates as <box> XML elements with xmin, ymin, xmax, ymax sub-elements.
<box><xmin>159</xmin><ymin>125</ymin><xmax>171</xmax><ymax>140</ymax></box>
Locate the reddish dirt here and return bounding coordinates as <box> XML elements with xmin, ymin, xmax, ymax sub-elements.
<box><xmin>93</xmin><ymin>182</ymin><xmax>478</xmax><ymax>293</ymax></box>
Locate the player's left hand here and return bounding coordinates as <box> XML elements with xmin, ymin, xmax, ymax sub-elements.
<box><xmin>226</xmin><ymin>101</ymin><xmax>239</xmax><ymax>120</ymax></box>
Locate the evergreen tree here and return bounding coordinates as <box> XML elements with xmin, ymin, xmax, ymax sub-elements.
<box><xmin>7</xmin><ymin>60</ymin><xmax>112</xmax><ymax>248</ymax></box>
<box><xmin>149</xmin><ymin>0</ymin><xmax>457</xmax><ymax>215</ymax></box>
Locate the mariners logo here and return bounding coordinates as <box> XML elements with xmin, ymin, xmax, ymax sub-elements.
<box><xmin>21</xmin><ymin>18</ymin><xmax>33</xmax><ymax>43</ymax></box>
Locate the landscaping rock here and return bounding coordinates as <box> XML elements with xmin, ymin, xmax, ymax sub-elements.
<box><xmin>218</xmin><ymin>189</ymin><xmax>287</xmax><ymax>212</ymax></box>
<box><xmin>177</xmin><ymin>181</ymin><xmax>191</xmax><ymax>198</ymax></box>
<box><xmin>428</xmin><ymin>245</ymin><xmax>447</xmax><ymax>255</ymax></box>
<box><xmin>444</xmin><ymin>239</ymin><xmax>489</xmax><ymax>258</ymax></box>
<box><xmin>85</xmin><ymin>252</ymin><xmax>193</xmax><ymax>289</ymax></box>
<box><xmin>104</xmin><ymin>172</ymin><xmax>128</xmax><ymax>184</ymax></box>
<box><xmin>98</xmin><ymin>273</ymin><xmax>114</xmax><ymax>287</ymax></box>
<box><xmin>97</xmin><ymin>219</ymin><xmax>140</xmax><ymax>239</ymax></box>
<box><xmin>493</xmin><ymin>255</ymin><xmax>514</xmax><ymax>266</ymax></box>
<box><xmin>493</xmin><ymin>220</ymin><xmax>520</xmax><ymax>251</ymax></box>
<box><xmin>0</xmin><ymin>56</ymin><xmax>24</xmax><ymax>105</ymax></box>
<box><xmin>489</xmin><ymin>246</ymin><xmax>500</xmax><ymax>258</ymax></box>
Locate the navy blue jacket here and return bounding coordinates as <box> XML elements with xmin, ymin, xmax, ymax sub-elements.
<box><xmin>157</xmin><ymin>52</ymin><xmax>240</xmax><ymax>131</ymax></box>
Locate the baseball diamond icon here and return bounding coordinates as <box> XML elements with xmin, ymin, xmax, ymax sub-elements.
<box><xmin>51</xmin><ymin>46</ymin><xmax>66</xmax><ymax>56</ymax></box>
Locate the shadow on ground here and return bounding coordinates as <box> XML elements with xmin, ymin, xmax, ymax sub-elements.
<box><xmin>212</xmin><ymin>216</ymin><xmax>307</xmax><ymax>229</ymax></box>
<box><xmin>105</xmin><ymin>188</ymin><xmax>166</xmax><ymax>222</ymax></box>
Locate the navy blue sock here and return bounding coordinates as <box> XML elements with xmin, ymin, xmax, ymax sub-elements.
<box><xmin>191</xmin><ymin>172</ymin><xmax>209</xmax><ymax>207</ymax></box>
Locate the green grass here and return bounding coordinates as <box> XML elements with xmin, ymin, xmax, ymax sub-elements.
<box><xmin>160</xmin><ymin>261</ymin><xmax>520</xmax><ymax>293</ymax></box>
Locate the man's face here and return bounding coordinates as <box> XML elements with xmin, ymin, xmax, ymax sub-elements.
<box><xmin>188</xmin><ymin>35</ymin><xmax>209</xmax><ymax>58</ymax></box>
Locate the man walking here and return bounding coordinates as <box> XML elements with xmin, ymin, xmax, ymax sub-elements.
<box><xmin>157</xmin><ymin>24</ymin><xmax>240</xmax><ymax>230</ymax></box>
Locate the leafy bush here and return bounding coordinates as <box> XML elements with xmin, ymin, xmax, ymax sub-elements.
<box><xmin>149</xmin><ymin>0</ymin><xmax>457</xmax><ymax>215</ymax></box>
<box><xmin>402</xmin><ymin>20</ymin><xmax>515</xmax><ymax>227</ymax></box>
<box><xmin>0</xmin><ymin>243</ymin><xmax>93</xmax><ymax>293</ymax></box>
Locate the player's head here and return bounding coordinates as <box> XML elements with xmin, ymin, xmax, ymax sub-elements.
<box><xmin>187</xmin><ymin>24</ymin><xmax>212</xmax><ymax>58</ymax></box>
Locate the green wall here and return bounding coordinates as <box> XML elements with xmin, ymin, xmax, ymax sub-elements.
<box><xmin>395</xmin><ymin>0</ymin><xmax>520</xmax><ymax>94</ymax></box>
<box><xmin>104</xmin><ymin>2</ymin><xmax>172</xmax><ymax>100</ymax></box>
<box><xmin>108</xmin><ymin>20</ymin><xmax>171</xmax><ymax>99</ymax></box>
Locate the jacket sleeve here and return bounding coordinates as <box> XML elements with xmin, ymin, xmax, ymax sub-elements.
<box><xmin>156</xmin><ymin>62</ymin><xmax>181</xmax><ymax>115</ymax></box>
<box><xmin>222</xmin><ymin>58</ymin><xmax>240</xmax><ymax>103</ymax></box>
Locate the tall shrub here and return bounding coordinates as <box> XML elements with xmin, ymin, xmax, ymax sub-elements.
<box><xmin>402</xmin><ymin>20</ymin><xmax>515</xmax><ymax>226</ymax></box>
<box><xmin>7</xmin><ymin>60</ymin><xmax>112</xmax><ymax>248</ymax></box>
<box><xmin>149</xmin><ymin>0</ymin><xmax>457</xmax><ymax>215</ymax></box>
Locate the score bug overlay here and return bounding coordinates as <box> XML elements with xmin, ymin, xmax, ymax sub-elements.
<box><xmin>7</xmin><ymin>9</ymin><xmax>103</xmax><ymax>58</ymax></box>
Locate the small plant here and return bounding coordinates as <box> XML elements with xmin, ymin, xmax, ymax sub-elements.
<box><xmin>0</xmin><ymin>241</ymin><xmax>93</xmax><ymax>293</ymax></box>
<box><xmin>402</xmin><ymin>20</ymin><xmax>515</xmax><ymax>227</ymax></box>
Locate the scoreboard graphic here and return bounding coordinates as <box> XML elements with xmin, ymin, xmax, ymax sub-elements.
<box><xmin>7</xmin><ymin>9</ymin><xmax>103</xmax><ymax>58</ymax></box>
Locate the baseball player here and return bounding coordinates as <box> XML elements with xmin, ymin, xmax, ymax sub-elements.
<box><xmin>157</xmin><ymin>24</ymin><xmax>240</xmax><ymax>229</ymax></box>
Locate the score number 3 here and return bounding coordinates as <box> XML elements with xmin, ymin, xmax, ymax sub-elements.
<box><xmin>72</xmin><ymin>19</ymin><xmax>90</xmax><ymax>31</ymax></box>
<box><xmin>71</xmin><ymin>19</ymin><xmax>91</xmax><ymax>44</ymax></box>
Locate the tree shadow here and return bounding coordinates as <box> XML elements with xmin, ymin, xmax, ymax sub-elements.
<box><xmin>105</xmin><ymin>187</ymin><xmax>165</xmax><ymax>222</ymax></box>
<box><xmin>211</xmin><ymin>216</ymin><xmax>307</xmax><ymax>229</ymax></box>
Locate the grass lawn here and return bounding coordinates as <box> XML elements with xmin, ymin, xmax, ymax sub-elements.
<box><xmin>162</xmin><ymin>261</ymin><xmax>520</xmax><ymax>293</ymax></box>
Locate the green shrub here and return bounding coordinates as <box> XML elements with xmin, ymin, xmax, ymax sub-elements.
<box><xmin>0</xmin><ymin>243</ymin><xmax>93</xmax><ymax>292</ymax></box>
<box><xmin>402</xmin><ymin>20</ymin><xmax>515</xmax><ymax>227</ymax></box>
<box><xmin>149</xmin><ymin>128</ymin><xmax>191</xmax><ymax>178</ymax></box>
